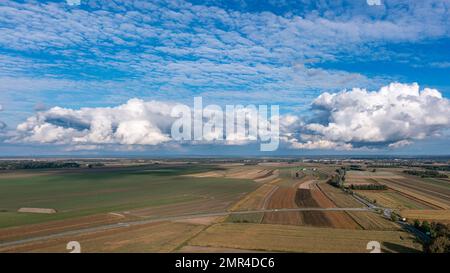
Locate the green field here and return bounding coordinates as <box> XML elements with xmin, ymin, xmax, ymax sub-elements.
<box><xmin>0</xmin><ymin>165</ymin><xmax>257</xmax><ymax>228</ymax></box>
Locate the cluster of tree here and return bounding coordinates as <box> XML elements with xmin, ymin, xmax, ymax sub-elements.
<box><xmin>348</xmin><ymin>165</ymin><xmax>364</xmax><ymax>171</ymax></box>
<box><xmin>328</xmin><ymin>168</ymin><xmax>346</xmax><ymax>188</ymax></box>
<box><xmin>0</xmin><ymin>161</ymin><xmax>80</xmax><ymax>170</ymax></box>
<box><xmin>413</xmin><ymin>220</ymin><xmax>450</xmax><ymax>253</ymax></box>
<box><xmin>349</xmin><ymin>184</ymin><xmax>387</xmax><ymax>190</ymax></box>
<box><xmin>403</xmin><ymin>170</ymin><xmax>448</xmax><ymax>178</ymax></box>
<box><xmin>367</xmin><ymin>164</ymin><xmax>400</xmax><ymax>168</ymax></box>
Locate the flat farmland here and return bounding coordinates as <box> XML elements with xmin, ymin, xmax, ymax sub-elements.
<box><xmin>0</xmin><ymin>221</ymin><xmax>205</xmax><ymax>253</ymax></box>
<box><xmin>261</xmin><ymin>169</ymin><xmax>362</xmax><ymax>229</ymax></box>
<box><xmin>1</xmin><ymin>162</ymin><xmax>446</xmax><ymax>253</ymax></box>
<box><xmin>186</xmin><ymin>166</ymin><xmax>275</xmax><ymax>181</ymax></box>
<box><xmin>347</xmin><ymin>169</ymin><xmax>450</xmax><ymax>209</ymax></box>
<box><xmin>354</xmin><ymin>190</ymin><xmax>433</xmax><ymax>210</ymax></box>
<box><xmin>346</xmin><ymin>211</ymin><xmax>399</xmax><ymax>230</ymax></box>
<box><xmin>188</xmin><ymin>223</ymin><xmax>422</xmax><ymax>253</ymax></box>
<box><xmin>316</xmin><ymin>183</ymin><xmax>362</xmax><ymax>208</ymax></box>
<box><xmin>262</xmin><ymin>184</ymin><xmax>301</xmax><ymax>225</ymax></box>
<box><xmin>378</xmin><ymin>177</ymin><xmax>450</xmax><ymax>209</ymax></box>
<box><xmin>400</xmin><ymin>210</ymin><xmax>450</xmax><ymax>224</ymax></box>
<box><xmin>0</xmin><ymin>165</ymin><xmax>258</xmax><ymax>229</ymax></box>
<box><xmin>230</xmin><ymin>183</ymin><xmax>279</xmax><ymax>211</ymax></box>
<box><xmin>0</xmin><ymin>213</ymin><xmax>130</xmax><ymax>243</ymax></box>
<box><xmin>346</xmin><ymin>170</ymin><xmax>404</xmax><ymax>185</ymax></box>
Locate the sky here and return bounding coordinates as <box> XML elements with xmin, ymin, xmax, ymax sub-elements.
<box><xmin>0</xmin><ymin>0</ymin><xmax>449</xmax><ymax>156</ymax></box>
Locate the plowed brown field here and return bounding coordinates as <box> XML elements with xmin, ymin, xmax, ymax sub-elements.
<box><xmin>262</xmin><ymin>186</ymin><xmax>301</xmax><ymax>225</ymax></box>
<box><xmin>261</xmin><ymin>175</ymin><xmax>361</xmax><ymax>229</ymax></box>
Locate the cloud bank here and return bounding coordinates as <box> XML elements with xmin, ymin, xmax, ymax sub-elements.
<box><xmin>289</xmin><ymin>83</ymin><xmax>450</xmax><ymax>149</ymax></box>
<box><xmin>12</xmin><ymin>99</ymin><xmax>175</xmax><ymax>146</ymax></box>
<box><xmin>9</xmin><ymin>83</ymin><xmax>450</xmax><ymax>151</ymax></box>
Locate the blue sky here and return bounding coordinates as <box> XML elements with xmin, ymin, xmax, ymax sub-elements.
<box><xmin>0</xmin><ymin>0</ymin><xmax>449</xmax><ymax>156</ymax></box>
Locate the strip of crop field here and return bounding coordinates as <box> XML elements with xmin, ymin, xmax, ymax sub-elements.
<box><xmin>379</xmin><ymin>179</ymin><xmax>449</xmax><ymax>209</ymax></box>
<box><xmin>229</xmin><ymin>183</ymin><xmax>279</xmax><ymax>211</ymax></box>
<box><xmin>261</xmin><ymin>170</ymin><xmax>362</xmax><ymax>229</ymax></box>
<box><xmin>0</xmin><ymin>221</ymin><xmax>205</xmax><ymax>253</ymax></box>
<box><xmin>188</xmin><ymin>223</ymin><xmax>422</xmax><ymax>253</ymax></box>
<box><xmin>354</xmin><ymin>190</ymin><xmax>434</xmax><ymax>210</ymax></box>
<box><xmin>400</xmin><ymin>209</ymin><xmax>450</xmax><ymax>223</ymax></box>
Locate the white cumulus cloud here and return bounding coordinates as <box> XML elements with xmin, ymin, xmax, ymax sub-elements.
<box><xmin>290</xmin><ymin>83</ymin><xmax>450</xmax><ymax>149</ymax></box>
<box><xmin>388</xmin><ymin>140</ymin><xmax>413</xmax><ymax>149</ymax></box>
<box><xmin>8</xmin><ymin>82</ymin><xmax>450</xmax><ymax>151</ymax></box>
<box><xmin>11</xmin><ymin>98</ymin><xmax>175</xmax><ymax>146</ymax></box>
<box><xmin>290</xmin><ymin>139</ymin><xmax>353</xmax><ymax>150</ymax></box>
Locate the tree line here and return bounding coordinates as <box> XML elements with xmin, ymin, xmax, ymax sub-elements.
<box><xmin>403</xmin><ymin>170</ymin><xmax>448</xmax><ymax>178</ymax></box>
<box><xmin>349</xmin><ymin>184</ymin><xmax>387</xmax><ymax>190</ymax></box>
<box><xmin>0</xmin><ymin>161</ymin><xmax>81</xmax><ymax>170</ymax></box>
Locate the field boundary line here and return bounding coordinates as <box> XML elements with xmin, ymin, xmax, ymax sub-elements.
<box><xmin>262</xmin><ymin>185</ymin><xmax>279</xmax><ymax>209</ymax></box>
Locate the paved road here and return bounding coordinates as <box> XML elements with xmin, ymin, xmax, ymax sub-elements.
<box><xmin>0</xmin><ymin>207</ymin><xmax>369</xmax><ymax>249</ymax></box>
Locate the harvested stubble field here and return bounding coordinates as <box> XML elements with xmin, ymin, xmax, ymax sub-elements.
<box><xmin>355</xmin><ymin>190</ymin><xmax>433</xmax><ymax>210</ymax></box>
<box><xmin>347</xmin><ymin>169</ymin><xmax>450</xmax><ymax>209</ymax></box>
<box><xmin>230</xmin><ymin>183</ymin><xmax>279</xmax><ymax>211</ymax></box>
<box><xmin>347</xmin><ymin>170</ymin><xmax>405</xmax><ymax>180</ymax></box>
<box><xmin>346</xmin><ymin>211</ymin><xmax>399</xmax><ymax>230</ymax></box>
<box><xmin>378</xmin><ymin>177</ymin><xmax>450</xmax><ymax>209</ymax></box>
<box><xmin>316</xmin><ymin>183</ymin><xmax>362</xmax><ymax>208</ymax></box>
<box><xmin>2</xmin><ymin>163</ymin><xmax>444</xmax><ymax>253</ymax></box>
<box><xmin>345</xmin><ymin>170</ymin><xmax>404</xmax><ymax>185</ymax></box>
<box><xmin>400</xmin><ymin>209</ymin><xmax>450</xmax><ymax>223</ymax></box>
<box><xmin>188</xmin><ymin>223</ymin><xmax>422</xmax><ymax>253</ymax></box>
<box><xmin>0</xmin><ymin>221</ymin><xmax>205</xmax><ymax>253</ymax></box>
<box><xmin>186</xmin><ymin>166</ymin><xmax>275</xmax><ymax>181</ymax></box>
<box><xmin>177</xmin><ymin>245</ymin><xmax>267</xmax><ymax>253</ymax></box>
